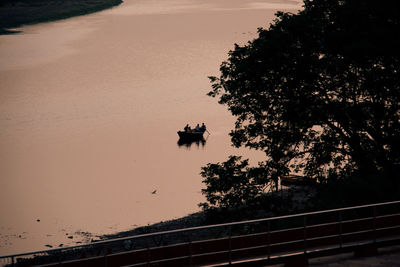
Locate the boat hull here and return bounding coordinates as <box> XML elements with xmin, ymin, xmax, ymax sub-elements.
<box><xmin>177</xmin><ymin>130</ymin><xmax>205</xmax><ymax>140</ymax></box>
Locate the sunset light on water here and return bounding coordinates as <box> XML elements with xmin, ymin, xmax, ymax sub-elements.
<box><xmin>0</xmin><ymin>0</ymin><xmax>301</xmax><ymax>254</ymax></box>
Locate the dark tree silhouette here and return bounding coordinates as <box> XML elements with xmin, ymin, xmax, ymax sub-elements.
<box><xmin>201</xmin><ymin>0</ymin><xmax>400</xmax><ymax>210</ymax></box>
<box><xmin>200</xmin><ymin>156</ymin><xmax>269</xmax><ymax>210</ymax></box>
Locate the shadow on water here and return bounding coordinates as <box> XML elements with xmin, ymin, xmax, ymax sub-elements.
<box><xmin>177</xmin><ymin>138</ymin><xmax>206</xmax><ymax>149</ymax></box>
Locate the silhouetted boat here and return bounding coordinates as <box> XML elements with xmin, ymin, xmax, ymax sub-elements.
<box><xmin>177</xmin><ymin>129</ymin><xmax>205</xmax><ymax>140</ymax></box>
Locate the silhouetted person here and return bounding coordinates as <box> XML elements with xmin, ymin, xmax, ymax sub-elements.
<box><xmin>194</xmin><ymin>124</ymin><xmax>201</xmax><ymax>132</ymax></box>
<box><xmin>201</xmin><ymin>123</ymin><xmax>206</xmax><ymax>132</ymax></box>
<box><xmin>184</xmin><ymin>124</ymin><xmax>191</xmax><ymax>132</ymax></box>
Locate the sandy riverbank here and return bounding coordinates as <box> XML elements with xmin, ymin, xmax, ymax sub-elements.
<box><xmin>0</xmin><ymin>0</ymin><xmax>123</xmax><ymax>34</ymax></box>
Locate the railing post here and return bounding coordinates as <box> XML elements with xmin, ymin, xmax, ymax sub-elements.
<box><xmin>267</xmin><ymin>221</ymin><xmax>271</xmax><ymax>260</ymax></box>
<box><xmin>303</xmin><ymin>215</ymin><xmax>307</xmax><ymax>254</ymax></box>
<box><xmin>147</xmin><ymin>246</ymin><xmax>151</xmax><ymax>267</ymax></box>
<box><xmin>228</xmin><ymin>225</ymin><xmax>232</xmax><ymax>265</ymax></box>
<box><xmin>189</xmin><ymin>232</ymin><xmax>193</xmax><ymax>266</ymax></box>
<box><xmin>11</xmin><ymin>256</ymin><xmax>15</xmax><ymax>267</ymax></box>
<box><xmin>373</xmin><ymin>206</ymin><xmax>377</xmax><ymax>244</ymax></box>
<box><xmin>104</xmin><ymin>246</ymin><xmax>110</xmax><ymax>267</ymax></box>
<box><xmin>339</xmin><ymin>210</ymin><xmax>343</xmax><ymax>249</ymax></box>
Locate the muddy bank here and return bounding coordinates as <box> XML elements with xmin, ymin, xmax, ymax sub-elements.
<box><xmin>0</xmin><ymin>0</ymin><xmax>122</xmax><ymax>34</ymax></box>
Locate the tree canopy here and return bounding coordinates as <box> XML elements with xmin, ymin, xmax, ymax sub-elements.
<box><xmin>201</xmin><ymin>0</ymin><xmax>400</xmax><ymax>210</ymax></box>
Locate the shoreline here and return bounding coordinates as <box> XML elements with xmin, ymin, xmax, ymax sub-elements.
<box><xmin>99</xmin><ymin>212</ymin><xmax>207</xmax><ymax>241</ymax></box>
<box><xmin>99</xmin><ymin>185</ymin><xmax>315</xmax><ymax>241</ymax></box>
<box><xmin>0</xmin><ymin>0</ymin><xmax>123</xmax><ymax>34</ymax></box>
<box><xmin>0</xmin><ymin>186</ymin><xmax>314</xmax><ymax>264</ymax></box>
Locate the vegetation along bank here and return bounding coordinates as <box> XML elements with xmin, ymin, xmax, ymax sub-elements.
<box><xmin>200</xmin><ymin>0</ymin><xmax>400</xmax><ymax>220</ymax></box>
<box><xmin>0</xmin><ymin>0</ymin><xmax>123</xmax><ymax>34</ymax></box>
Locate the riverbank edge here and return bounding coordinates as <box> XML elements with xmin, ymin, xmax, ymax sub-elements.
<box><xmin>100</xmin><ymin>211</ymin><xmax>208</xmax><ymax>241</ymax></box>
<box><xmin>99</xmin><ymin>185</ymin><xmax>315</xmax><ymax>241</ymax></box>
<box><xmin>0</xmin><ymin>0</ymin><xmax>123</xmax><ymax>35</ymax></box>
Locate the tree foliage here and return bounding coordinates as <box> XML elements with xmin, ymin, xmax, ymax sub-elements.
<box><xmin>201</xmin><ymin>0</ymin><xmax>400</xmax><ymax>210</ymax></box>
<box><xmin>200</xmin><ymin>156</ymin><xmax>268</xmax><ymax>210</ymax></box>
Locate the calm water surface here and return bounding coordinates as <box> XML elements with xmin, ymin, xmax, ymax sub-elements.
<box><xmin>0</xmin><ymin>0</ymin><xmax>301</xmax><ymax>254</ymax></box>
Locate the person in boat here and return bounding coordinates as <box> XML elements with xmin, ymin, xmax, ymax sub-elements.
<box><xmin>184</xmin><ymin>124</ymin><xmax>191</xmax><ymax>132</ymax></box>
<box><xmin>194</xmin><ymin>124</ymin><xmax>201</xmax><ymax>132</ymax></box>
<box><xmin>201</xmin><ymin>123</ymin><xmax>206</xmax><ymax>132</ymax></box>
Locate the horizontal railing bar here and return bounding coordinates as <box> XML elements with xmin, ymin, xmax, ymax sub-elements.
<box><xmin>305</xmin><ymin>234</ymin><xmax>340</xmax><ymax>242</ymax></box>
<box><xmin>341</xmin><ymin>240</ymin><xmax>373</xmax><ymax>248</ymax></box>
<box><xmin>215</xmin><ymin>238</ymin><xmax>400</xmax><ymax>267</ymax></box>
<box><xmin>269</xmin><ymin>212</ymin><xmax>400</xmax><ymax>233</ymax></box>
<box><xmin>376</xmin><ymin>213</ymin><xmax>400</xmax><ymax>219</ymax></box>
<box><xmin>306</xmin><ymin>221</ymin><xmax>339</xmax><ymax>228</ymax></box>
<box><xmin>268</xmin><ymin>226</ymin><xmax>305</xmax><ymax>234</ymax></box>
<box><xmin>1</xmin><ymin>200</ymin><xmax>400</xmax><ymax>260</ymax></box>
<box><xmin>122</xmin><ymin>263</ymin><xmax>144</xmax><ymax>267</ymax></box>
<box><xmin>340</xmin><ymin>228</ymin><xmax>374</xmax><ymax>237</ymax></box>
<box><xmin>375</xmin><ymin>234</ymin><xmax>400</xmax><ymax>243</ymax></box>
<box><xmin>226</xmin><ymin>225</ymin><xmax>399</xmax><ymax>253</ymax></box>
<box><xmin>117</xmin><ymin>223</ymin><xmax>400</xmax><ymax>266</ymax></box>
<box><xmin>302</xmin><ymin>212</ymin><xmax>400</xmax><ymax>231</ymax></box>
<box><xmin>269</xmin><ymin>238</ymin><xmax>304</xmax><ymax>247</ymax></box>
<box><xmin>35</xmin><ymin>223</ymin><xmax>400</xmax><ymax>267</ymax></box>
<box><xmin>193</xmin><ymin>249</ymin><xmax>231</xmax><ymax>258</ymax></box>
<box><xmin>204</xmin><ymin>235</ymin><xmax>400</xmax><ymax>267</ymax></box>
<box><xmin>340</xmin><ymin>216</ymin><xmax>374</xmax><ymax>224</ymax></box>
<box><xmin>147</xmin><ymin>255</ymin><xmax>191</xmax><ymax>265</ymax></box>
<box><xmin>231</xmin><ymin>244</ymin><xmax>269</xmax><ymax>253</ymax></box>
<box><xmin>119</xmin><ymin>233</ymin><xmax>400</xmax><ymax>267</ymax></box>
<box><xmin>192</xmin><ymin>200</ymin><xmax>400</xmax><ymax>231</ymax></box>
<box><xmin>376</xmin><ymin>225</ymin><xmax>400</xmax><ymax>232</ymax></box>
<box><xmin>192</xmin><ymin>236</ymin><xmax>229</xmax><ymax>244</ymax></box>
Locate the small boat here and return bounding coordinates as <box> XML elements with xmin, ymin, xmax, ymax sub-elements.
<box><xmin>177</xmin><ymin>129</ymin><xmax>205</xmax><ymax>140</ymax></box>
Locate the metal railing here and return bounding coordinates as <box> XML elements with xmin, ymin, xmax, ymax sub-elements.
<box><xmin>1</xmin><ymin>200</ymin><xmax>400</xmax><ymax>266</ymax></box>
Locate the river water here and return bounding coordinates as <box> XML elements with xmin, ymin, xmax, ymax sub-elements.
<box><xmin>0</xmin><ymin>0</ymin><xmax>301</xmax><ymax>255</ymax></box>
